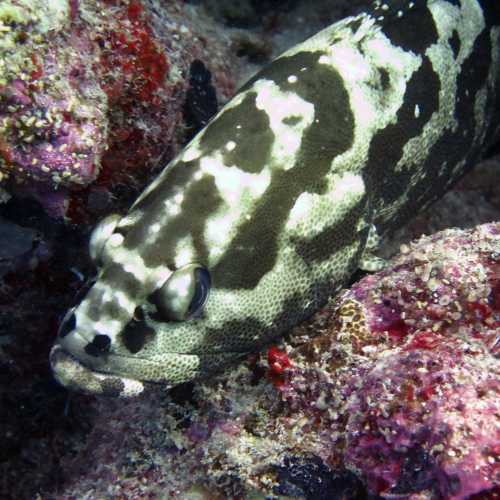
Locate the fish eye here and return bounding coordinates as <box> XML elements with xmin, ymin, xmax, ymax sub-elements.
<box><xmin>58</xmin><ymin>310</ymin><xmax>76</xmax><ymax>338</ymax></box>
<box><xmin>150</xmin><ymin>264</ymin><xmax>211</xmax><ymax>321</ymax></box>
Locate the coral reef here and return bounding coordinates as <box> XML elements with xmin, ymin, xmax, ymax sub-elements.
<box><xmin>0</xmin><ymin>1</ymin><xmax>106</xmax><ymax>197</ymax></box>
<box><xmin>0</xmin><ymin>0</ymin><xmax>238</xmax><ymax>220</ymax></box>
<box><xmin>0</xmin><ymin>1</ymin><xmax>498</xmax><ymax>498</ymax></box>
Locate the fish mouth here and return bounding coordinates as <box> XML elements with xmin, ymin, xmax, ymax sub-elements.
<box><xmin>50</xmin><ymin>344</ymin><xmax>147</xmax><ymax>397</ymax></box>
<box><xmin>50</xmin><ymin>337</ymin><xmax>203</xmax><ymax>396</ymax></box>
<box><xmin>51</xmin><ymin>328</ymin><xmax>250</xmax><ymax>396</ymax></box>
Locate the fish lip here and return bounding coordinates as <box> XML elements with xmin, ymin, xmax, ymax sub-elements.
<box><xmin>49</xmin><ymin>343</ymin><xmax>113</xmax><ymax>383</ymax></box>
<box><xmin>49</xmin><ymin>342</ymin><xmax>102</xmax><ymax>391</ymax></box>
<box><xmin>51</xmin><ymin>338</ymin><xmax>197</xmax><ymax>382</ymax></box>
<box><xmin>49</xmin><ymin>344</ymin><xmax>150</xmax><ymax>396</ymax></box>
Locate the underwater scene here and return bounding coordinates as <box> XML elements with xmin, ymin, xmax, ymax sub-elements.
<box><xmin>0</xmin><ymin>0</ymin><xmax>499</xmax><ymax>498</ymax></box>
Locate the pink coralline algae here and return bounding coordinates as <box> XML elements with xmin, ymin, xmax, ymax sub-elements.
<box><xmin>278</xmin><ymin>223</ymin><xmax>500</xmax><ymax>499</ymax></box>
<box><xmin>0</xmin><ymin>2</ymin><xmax>107</xmax><ymax>188</ymax></box>
<box><xmin>54</xmin><ymin>222</ymin><xmax>499</xmax><ymax>499</ymax></box>
<box><xmin>0</xmin><ymin>0</ymin><xmax>237</xmax><ymax>220</ymax></box>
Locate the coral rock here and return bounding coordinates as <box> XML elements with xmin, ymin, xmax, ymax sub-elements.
<box><xmin>0</xmin><ymin>0</ymin><xmax>238</xmax><ymax>220</ymax></box>
<box><xmin>283</xmin><ymin>223</ymin><xmax>500</xmax><ymax>499</ymax></box>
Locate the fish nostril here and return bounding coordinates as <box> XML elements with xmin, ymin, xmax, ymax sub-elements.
<box><xmin>58</xmin><ymin>312</ymin><xmax>76</xmax><ymax>338</ymax></box>
<box><xmin>133</xmin><ymin>306</ymin><xmax>145</xmax><ymax>321</ymax></box>
<box><xmin>84</xmin><ymin>334</ymin><xmax>111</xmax><ymax>357</ymax></box>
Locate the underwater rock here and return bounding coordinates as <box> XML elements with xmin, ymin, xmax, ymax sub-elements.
<box><xmin>274</xmin><ymin>456</ymin><xmax>370</xmax><ymax>499</ymax></box>
<box><xmin>0</xmin><ymin>1</ymin><xmax>106</xmax><ymax>193</ymax></box>
<box><xmin>278</xmin><ymin>222</ymin><xmax>500</xmax><ymax>498</ymax></box>
<box><xmin>0</xmin><ymin>0</ymin><xmax>238</xmax><ymax>220</ymax></box>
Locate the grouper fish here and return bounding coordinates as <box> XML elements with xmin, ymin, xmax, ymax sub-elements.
<box><xmin>51</xmin><ymin>0</ymin><xmax>500</xmax><ymax>396</ymax></box>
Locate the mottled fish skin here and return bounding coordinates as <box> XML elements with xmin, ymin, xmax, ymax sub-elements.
<box><xmin>50</xmin><ymin>0</ymin><xmax>500</xmax><ymax>397</ymax></box>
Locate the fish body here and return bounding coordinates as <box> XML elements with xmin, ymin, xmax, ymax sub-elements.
<box><xmin>51</xmin><ymin>0</ymin><xmax>500</xmax><ymax>396</ymax></box>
